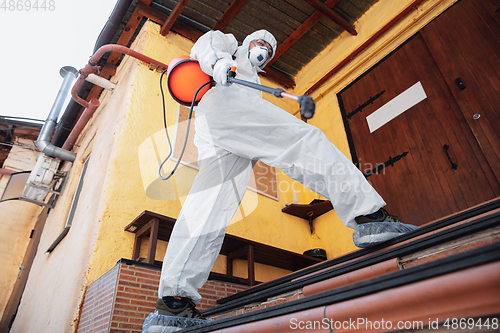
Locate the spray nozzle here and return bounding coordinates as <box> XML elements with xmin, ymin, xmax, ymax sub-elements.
<box><xmin>298</xmin><ymin>95</ymin><xmax>315</xmax><ymax>120</ymax></box>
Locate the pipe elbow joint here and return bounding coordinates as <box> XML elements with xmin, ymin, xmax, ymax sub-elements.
<box><xmin>36</xmin><ymin>139</ymin><xmax>76</xmax><ymax>163</ymax></box>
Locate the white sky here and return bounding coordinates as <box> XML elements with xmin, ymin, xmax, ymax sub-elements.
<box><xmin>0</xmin><ymin>0</ymin><xmax>119</xmax><ymax>121</ymax></box>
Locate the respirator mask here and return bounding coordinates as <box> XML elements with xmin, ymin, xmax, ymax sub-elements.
<box><xmin>248</xmin><ymin>41</ymin><xmax>270</xmax><ymax>68</ymax></box>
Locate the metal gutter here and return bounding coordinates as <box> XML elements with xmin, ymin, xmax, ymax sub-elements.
<box><xmin>205</xmin><ymin>204</ymin><xmax>500</xmax><ymax>315</ymax></box>
<box><xmin>0</xmin><ymin>116</ymin><xmax>44</xmax><ymax>128</ymax></box>
<box><xmin>92</xmin><ymin>0</ymin><xmax>134</xmax><ymax>53</ymax></box>
<box><xmin>189</xmin><ymin>242</ymin><xmax>500</xmax><ymax>332</ymax></box>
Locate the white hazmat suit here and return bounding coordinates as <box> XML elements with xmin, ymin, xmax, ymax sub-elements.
<box><xmin>158</xmin><ymin>30</ymin><xmax>387</xmax><ymax>304</ymax></box>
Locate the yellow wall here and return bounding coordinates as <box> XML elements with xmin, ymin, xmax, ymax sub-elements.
<box><xmin>0</xmin><ymin>201</ymin><xmax>41</xmax><ymax>320</ymax></box>
<box><xmin>0</xmin><ymin>139</ymin><xmax>42</xmax><ymax>324</ymax></box>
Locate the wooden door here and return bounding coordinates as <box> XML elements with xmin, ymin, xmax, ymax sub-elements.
<box><xmin>338</xmin><ymin>0</ymin><xmax>500</xmax><ymax>225</ymax></box>
<box><xmin>419</xmin><ymin>0</ymin><xmax>500</xmax><ymax>185</ymax></box>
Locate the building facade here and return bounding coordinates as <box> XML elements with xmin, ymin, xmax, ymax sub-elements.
<box><xmin>3</xmin><ymin>0</ymin><xmax>499</xmax><ymax>331</ymax></box>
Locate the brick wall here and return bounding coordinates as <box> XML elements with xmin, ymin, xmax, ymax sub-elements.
<box><xmin>77</xmin><ymin>259</ymin><xmax>250</xmax><ymax>333</ymax></box>
<box><xmin>109</xmin><ymin>262</ymin><xmax>160</xmax><ymax>332</ymax></box>
<box><xmin>78</xmin><ymin>264</ymin><xmax>119</xmax><ymax>332</ymax></box>
<box><xmin>198</xmin><ymin>280</ymin><xmax>249</xmax><ymax>310</ymax></box>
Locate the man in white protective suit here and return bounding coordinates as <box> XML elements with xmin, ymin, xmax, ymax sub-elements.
<box><xmin>153</xmin><ymin>29</ymin><xmax>419</xmax><ymax>319</ymax></box>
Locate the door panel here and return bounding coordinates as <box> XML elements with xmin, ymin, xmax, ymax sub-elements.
<box><xmin>420</xmin><ymin>0</ymin><xmax>500</xmax><ymax>183</ymax></box>
<box><xmin>338</xmin><ymin>0</ymin><xmax>500</xmax><ymax>225</ymax></box>
<box><xmin>403</xmin><ymin>33</ymin><xmax>498</xmax><ymax>206</ymax></box>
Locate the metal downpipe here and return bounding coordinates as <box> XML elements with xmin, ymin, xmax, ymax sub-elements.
<box><xmin>36</xmin><ymin>66</ymin><xmax>78</xmax><ymax>162</ymax></box>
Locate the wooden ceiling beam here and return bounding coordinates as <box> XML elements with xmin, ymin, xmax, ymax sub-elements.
<box><xmin>171</xmin><ymin>21</ymin><xmax>205</xmax><ymax>41</ymax></box>
<box><xmin>261</xmin><ymin>68</ymin><xmax>295</xmax><ymax>88</ymax></box>
<box><xmin>137</xmin><ymin>2</ymin><xmax>203</xmax><ymax>40</ymax></box>
<box><xmin>160</xmin><ymin>0</ymin><xmax>189</xmax><ymax>36</ymax></box>
<box><xmin>301</xmin><ymin>0</ymin><xmax>357</xmax><ymax>35</ymax></box>
<box><xmin>212</xmin><ymin>0</ymin><xmax>249</xmax><ymax>31</ymax></box>
<box><xmin>268</xmin><ymin>0</ymin><xmax>342</xmax><ymax>66</ymax></box>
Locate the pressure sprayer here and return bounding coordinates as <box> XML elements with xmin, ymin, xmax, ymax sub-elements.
<box><xmin>159</xmin><ymin>56</ymin><xmax>316</xmax><ymax>180</ymax></box>
<box><xmin>164</xmin><ymin>56</ymin><xmax>316</xmax><ymax>117</ymax></box>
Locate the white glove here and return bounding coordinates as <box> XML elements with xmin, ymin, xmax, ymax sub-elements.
<box><xmin>213</xmin><ymin>58</ymin><xmax>237</xmax><ymax>86</ymax></box>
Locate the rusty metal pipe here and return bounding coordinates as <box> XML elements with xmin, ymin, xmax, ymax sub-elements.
<box><xmin>0</xmin><ymin>168</ymin><xmax>16</xmax><ymax>176</ymax></box>
<box><xmin>71</xmin><ymin>44</ymin><xmax>169</xmax><ymax>107</ymax></box>
<box><xmin>89</xmin><ymin>44</ymin><xmax>169</xmax><ymax>70</ymax></box>
<box><xmin>71</xmin><ymin>63</ymin><xmax>99</xmax><ymax>109</ymax></box>
<box><xmin>61</xmin><ymin>99</ymin><xmax>100</xmax><ymax>151</ymax></box>
<box><xmin>72</xmin><ymin>42</ymin><xmax>171</xmax><ymax>107</ymax></box>
<box><xmin>66</xmin><ymin>45</ymin><xmax>170</xmax><ymax>153</ymax></box>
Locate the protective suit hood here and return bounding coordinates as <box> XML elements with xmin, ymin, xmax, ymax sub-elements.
<box><xmin>242</xmin><ymin>30</ymin><xmax>277</xmax><ymax>70</ymax></box>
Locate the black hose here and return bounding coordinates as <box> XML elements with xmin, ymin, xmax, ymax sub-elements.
<box><xmin>158</xmin><ymin>71</ymin><xmax>214</xmax><ymax>180</ymax></box>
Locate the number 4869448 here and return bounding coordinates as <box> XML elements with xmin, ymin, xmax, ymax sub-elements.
<box><xmin>1</xmin><ymin>0</ymin><xmax>56</xmax><ymax>11</ymax></box>
<box><xmin>443</xmin><ymin>318</ymin><xmax>498</xmax><ymax>330</ymax></box>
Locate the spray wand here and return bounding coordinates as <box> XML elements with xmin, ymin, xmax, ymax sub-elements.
<box><xmin>227</xmin><ymin>67</ymin><xmax>315</xmax><ymax>120</ymax></box>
